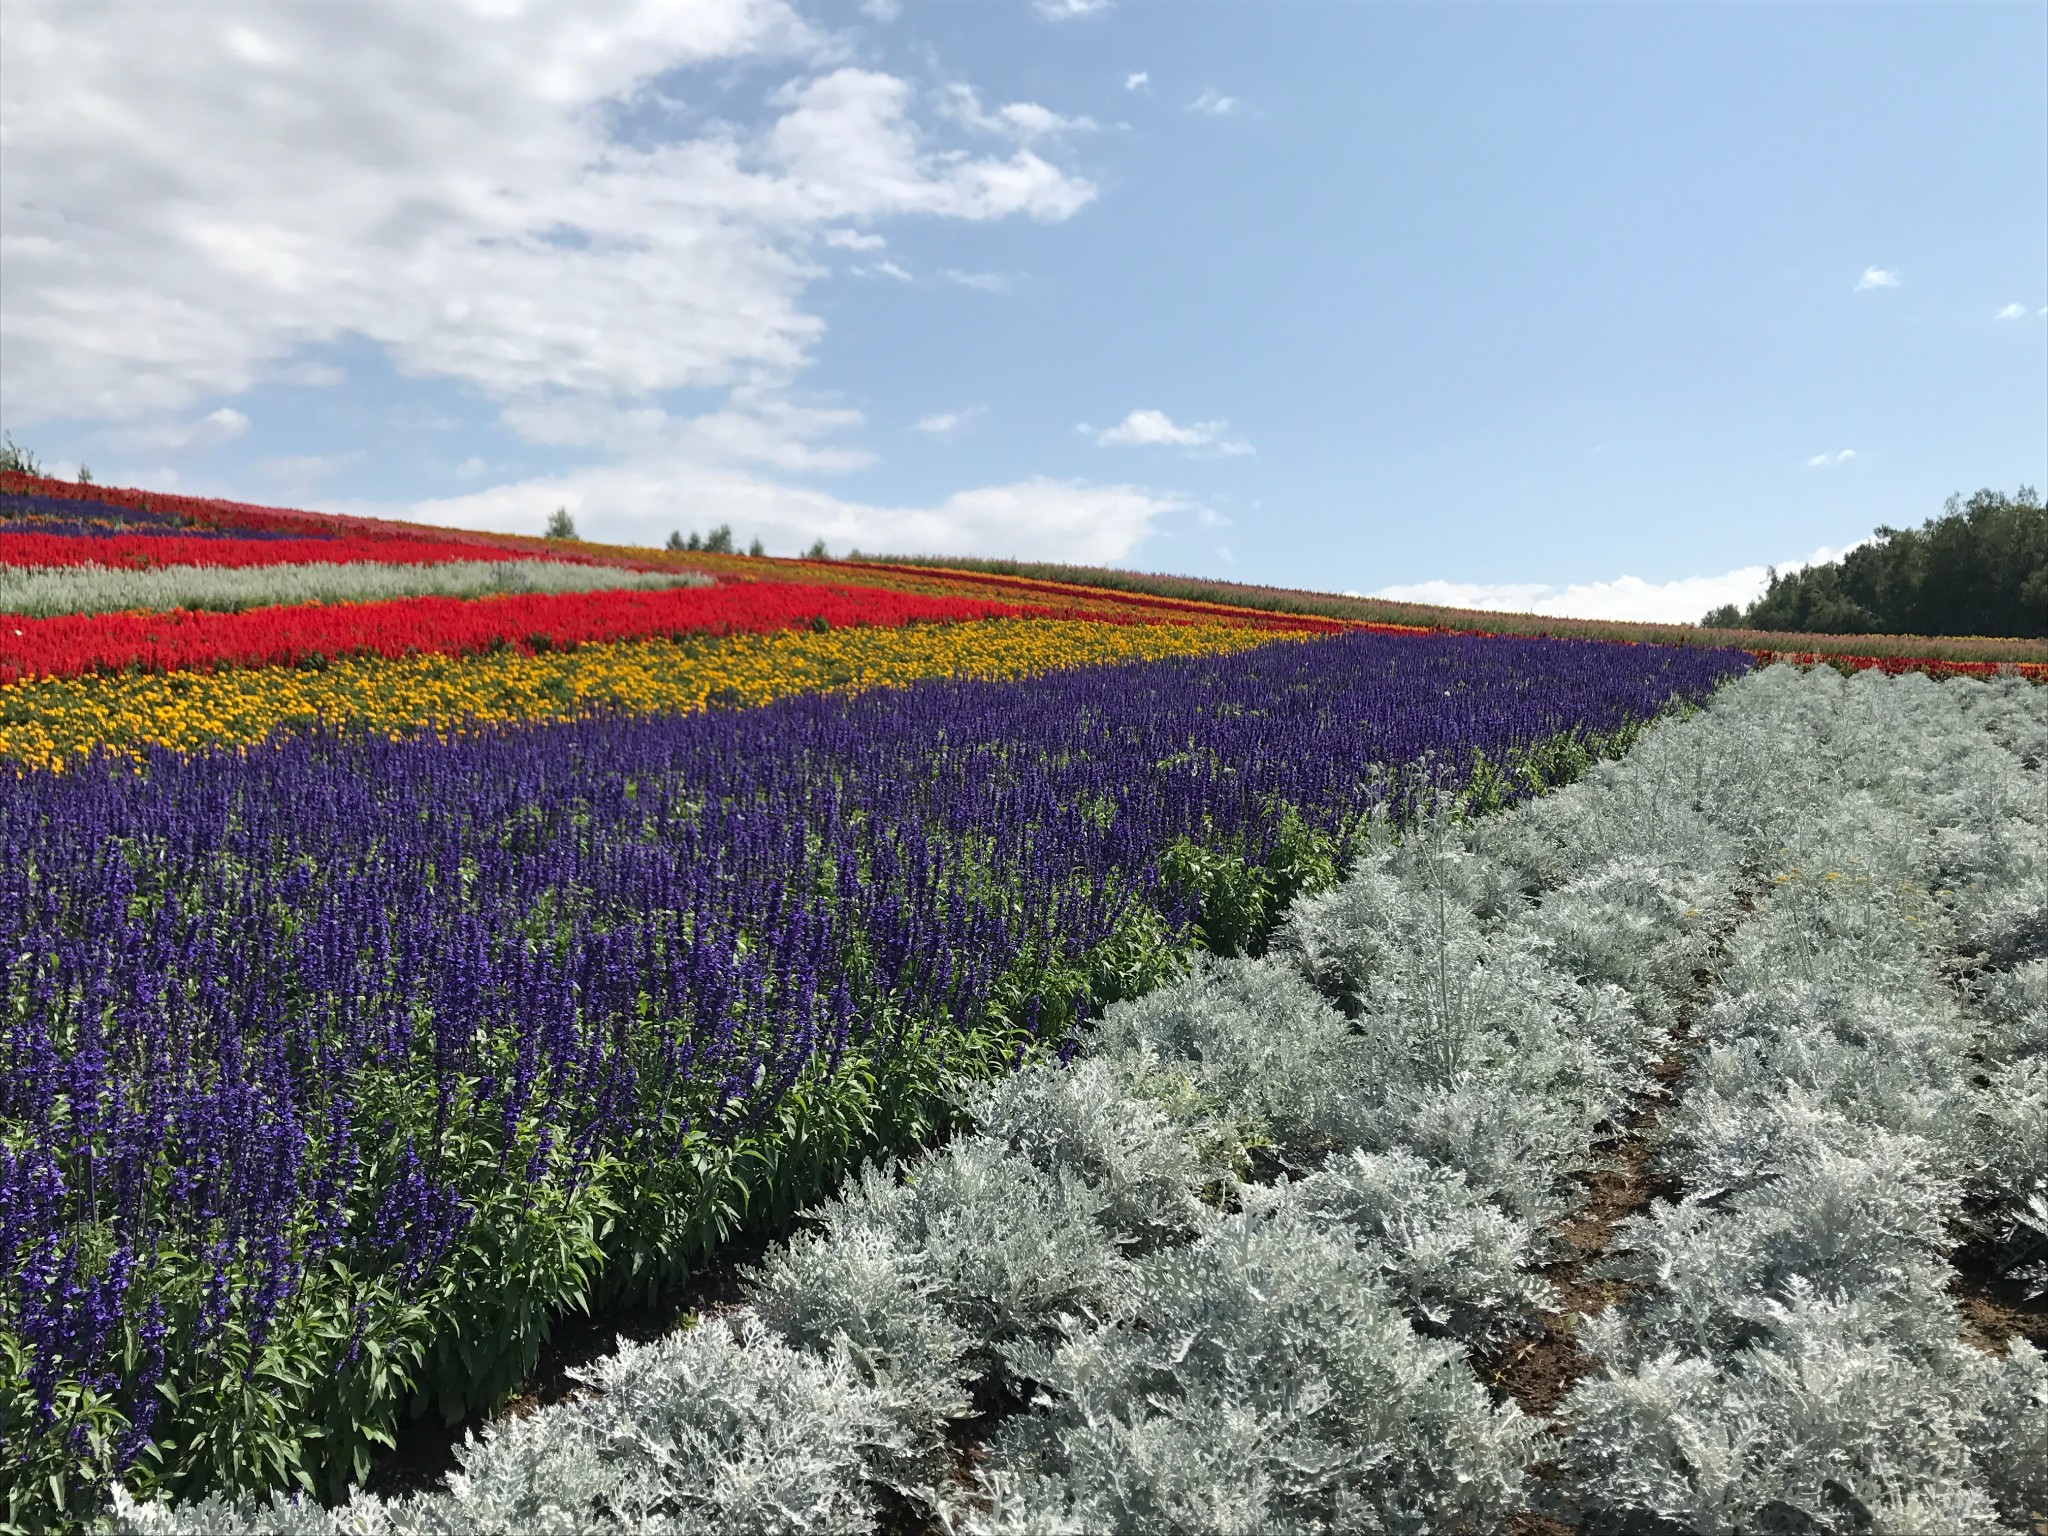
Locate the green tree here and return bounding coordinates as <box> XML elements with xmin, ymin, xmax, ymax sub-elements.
<box><xmin>544</xmin><ymin>506</ymin><xmax>579</xmax><ymax>540</ymax></box>
<box><xmin>1699</xmin><ymin>604</ymin><xmax>1743</xmax><ymax>630</ymax></box>
<box><xmin>0</xmin><ymin>431</ymin><xmax>44</xmax><ymax>477</ymax></box>
<box><xmin>1703</xmin><ymin>487</ymin><xmax>2046</xmax><ymax>638</ymax></box>
<box><xmin>804</xmin><ymin>538</ymin><xmax>830</xmax><ymax>561</ymax></box>
<box><xmin>665</xmin><ymin>530</ymin><xmax>686</xmax><ymax>552</ymax></box>
<box><xmin>704</xmin><ymin>523</ymin><xmax>735</xmax><ymax>554</ymax></box>
<box><xmin>748</xmin><ymin>537</ymin><xmax>765</xmax><ymax>557</ymax></box>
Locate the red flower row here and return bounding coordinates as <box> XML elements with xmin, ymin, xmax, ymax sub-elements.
<box><xmin>1748</xmin><ymin>649</ymin><xmax>2048</xmax><ymax>683</ymax></box>
<box><xmin>833</xmin><ymin>557</ymin><xmax>1353</xmax><ymax>635</ymax></box>
<box><xmin>0</xmin><ymin>582</ymin><xmax>1040</xmax><ymax>684</ymax></box>
<box><xmin>0</xmin><ymin>471</ymin><xmax>471</xmax><ymax>542</ymax></box>
<box><xmin>0</xmin><ymin>531</ymin><xmax>663</xmax><ymax>573</ymax></box>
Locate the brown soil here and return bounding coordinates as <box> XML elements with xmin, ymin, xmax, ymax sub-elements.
<box><xmin>1949</xmin><ymin>1251</ymin><xmax>2048</xmax><ymax>1354</ymax></box>
<box><xmin>1476</xmin><ymin>894</ymin><xmax>1755</xmax><ymax>1530</ymax></box>
<box><xmin>1475</xmin><ymin>1036</ymin><xmax>1688</xmax><ymax>1419</ymax></box>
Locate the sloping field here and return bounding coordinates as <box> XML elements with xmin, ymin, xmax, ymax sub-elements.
<box><xmin>111</xmin><ymin>666</ymin><xmax>2048</xmax><ymax>1536</ymax></box>
<box><xmin>868</xmin><ymin>553</ymin><xmax>2048</xmax><ymax>674</ymax></box>
<box><xmin>5</xmin><ymin>475</ymin><xmax>2042</xmax><ymax>1533</ymax></box>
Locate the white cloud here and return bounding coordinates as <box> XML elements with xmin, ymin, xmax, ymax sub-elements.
<box><xmin>1035</xmin><ymin>0</ymin><xmax>1110</xmax><ymax>18</ymax></box>
<box><xmin>1805</xmin><ymin>448</ymin><xmax>1857</xmax><ymax>468</ymax></box>
<box><xmin>939</xmin><ymin>84</ymin><xmax>1093</xmax><ymax>140</ymax></box>
<box><xmin>108</xmin><ymin>406</ymin><xmax>251</xmax><ymax>454</ymax></box>
<box><xmin>402</xmin><ymin>466</ymin><xmax>1181</xmax><ymax>562</ymax></box>
<box><xmin>1996</xmin><ymin>302</ymin><xmax>2029</xmax><ymax>320</ymax></box>
<box><xmin>1188</xmin><ymin>88</ymin><xmax>1239</xmax><ymax>116</ymax></box>
<box><xmin>1092</xmin><ymin>407</ymin><xmax>1252</xmax><ymax>456</ymax></box>
<box><xmin>500</xmin><ymin>390</ymin><xmax>876</xmax><ymax>474</ymax></box>
<box><xmin>0</xmin><ymin>0</ymin><xmax>1144</xmax><ymax>563</ymax></box>
<box><xmin>913</xmin><ymin>408</ymin><xmax>980</xmax><ymax>435</ymax></box>
<box><xmin>0</xmin><ymin>4</ymin><xmax>1095</xmax><ymax>424</ymax></box>
<box><xmin>860</xmin><ymin>0</ymin><xmax>901</xmax><ymax>19</ymax></box>
<box><xmin>1855</xmin><ymin>266</ymin><xmax>1900</xmax><ymax>291</ymax></box>
<box><xmin>1124</xmin><ymin>71</ymin><xmax>1149</xmax><ymax>91</ymax></box>
<box><xmin>1375</xmin><ymin>543</ymin><xmax>1867</xmax><ymax>626</ymax></box>
<box><xmin>254</xmin><ymin>451</ymin><xmax>358</xmax><ymax>486</ymax></box>
<box><xmin>941</xmin><ymin>269</ymin><xmax>1012</xmax><ymax>294</ymax></box>
<box><xmin>276</xmin><ymin>360</ymin><xmax>345</xmax><ymax>387</ymax></box>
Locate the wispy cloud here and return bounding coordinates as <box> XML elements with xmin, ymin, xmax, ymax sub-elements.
<box><xmin>109</xmin><ymin>406</ymin><xmax>251</xmax><ymax>454</ymax></box>
<box><xmin>823</xmin><ymin>229</ymin><xmax>887</xmax><ymax>251</ymax></box>
<box><xmin>863</xmin><ymin>261</ymin><xmax>914</xmax><ymax>282</ymax></box>
<box><xmin>941</xmin><ymin>269</ymin><xmax>1012</xmax><ymax>294</ymax></box>
<box><xmin>254</xmin><ymin>451</ymin><xmax>359</xmax><ymax>486</ymax></box>
<box><xmin>913</xmin><ymin>408</ymin><xmax>981</xmax><ymax>436</ymax></box>
<box><xmin>1996</xmin><ymin>302</ymin><xmax>2029</xmax><ymax>320</ymax></box>
<box><xmin>1376</xmin><ymin>543</ymin><xmax>1866</xmax><ymax>627</ymax></box>
<box><xmin>407</xmin><ymin>469</ymin><xmax>1184</xmax><ymax>563</ymax></box>
<box><xmin>1090</xmin><ymin>407</ymin><xmax>1252</xmax><ymax>456</ymax></box>
<box><xmin>1805</xmin><ymin>448</ymin><xmax>1857</xmax><ymax>468</ymax></box>
<box><xmin>1124</xmin><ymin>71</ymin><xmax>1149</xmax><ymax>91</ymax></box>
<box><xmin>1187</xmin><ymin>88</ymin><xmax>1239</xmax><ymax>117</ymax></box>
<box><xmin>1855</xmin><ymin>266</ymin><xmax>1900</xmax><ymax>291</ymax></box>
<box><xmin>3</xmin><ymin>21</ymin><xmax>1098</xmax><ymax>432</ymax></box>
<box><xmin>939</xmin><ymin>84</ymin><xmax>1093</xmax><ymax>140</ymax></box>
<box><xmin>1035</xmin><ymin>0</ymin><xmax>1110</xmax><ymax>18</ymax></box>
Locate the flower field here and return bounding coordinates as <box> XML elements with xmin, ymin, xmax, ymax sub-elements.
<box><xmin>0</xmin><ymin>619</ymin><xmax>1288</xmax><ymax>769</ymax></box>
<box><xmin>8</xmin><ymin>474</ymin><xmax>2039</xmax><ymax>1533</ymax></box>
<box><xmin>100</xmin><ymin>665</ymin><xmax>2047</xmax><ymax>1536</ymax></box>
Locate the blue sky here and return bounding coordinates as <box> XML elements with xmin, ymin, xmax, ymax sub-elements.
<box><xmin>4</xmin><ymin>0</ymin><xmax>2043</xmax><ymax>621</ymax></box>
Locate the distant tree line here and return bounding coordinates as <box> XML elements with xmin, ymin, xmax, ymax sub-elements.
<box><xmin>542</xmin><ymin>509</ymin><xmax>767</xmax><ymax>557</ymax></box>
<box><xmin>1702</xmin><ymin>487</ymin><xmax>2047</xmax><ymax>638</ymax></box>
<box><xmin>663</xmin><ymin>523</ymin><xmax>766</xmax><ymax>557</ymax></box>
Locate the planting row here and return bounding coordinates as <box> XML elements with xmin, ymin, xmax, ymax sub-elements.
<box><xmin>0</xmin><ymin>559</ymin><xmax>707</xmax><ymax>618</ymax></box>
<box><xmin>1551</xmin><ymin>666</ymin><xmax>2047</xmax><ymax>1529</ymax></box>
<box><xmin>0</xmin><ymin>619</ymin><xmax>1289</xmax><ymax>770</ymax></box>
<box><xmin>1</xmin><ymin>632</ymin><xmax>1742</xmax><ymax>1524</ymax></box>
<box><xmin>116</xmin><ymin>665</ymin><xmax>2045</xmax><ymax>1534</ymax></box>
<box><xmin>0</xmin><ymin>531</ymin><xmax>573</xmax><ymax>572</ymax></box>
<box><xmin>0</xmin><ymin>476</ymin><xmax>507</xmax><ymax>544</ymax></box>
<box><xmin>0</xmin><ymin>581</ymin><xmax>1035</xmax><ymax>685</ymax></box>
<box><xmin>1</xmin><ymin>493</ymin><xmax>319</xmax><ymax>542</ymax></box>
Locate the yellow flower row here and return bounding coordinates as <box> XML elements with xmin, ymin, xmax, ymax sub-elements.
<box><xmin>0</xmin><ymin>618</ymin><xmax>1297</xmax><ymax>770</ymax></box>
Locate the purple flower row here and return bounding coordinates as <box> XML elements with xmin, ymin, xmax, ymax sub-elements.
<box><xmin>1</xmin><ymin>492</ymin><xmax>320</xmax><ymax>541</ymax></box>
<box><xmin>0</xmin><ymin>629</ymin><xmax>1747</xmax><ymax>1482</ymax></box>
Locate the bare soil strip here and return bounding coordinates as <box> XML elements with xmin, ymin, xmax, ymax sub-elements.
<box><xmin>1483</xmin><ymin>892</ymin><xmax>1759</xmax><ymax>1534</ymax></box>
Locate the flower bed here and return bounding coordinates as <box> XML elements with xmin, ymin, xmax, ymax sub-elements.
<box><xmin>1</xmin><ymin>630</ymin><xmax>1744</xmax><ymax>1522</ymax></box>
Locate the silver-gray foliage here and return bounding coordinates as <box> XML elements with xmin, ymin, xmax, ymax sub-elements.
<box><xmin>1556</xmin><ymin>665</ymin><xmax>2048</xmax><ymax>1533</ymax></box>
<box><xmin>1</xmin><ymin>558</ymin><xmax>707</xmax><ymax>615</ymax></box>
<box><xmin>972</xmin><ymin>1208</ymin><xmax>1536</xmax><ymax>1536</ymax></box>
<box><xmin>1290</xmin><ymin>1148</ymin><xmax>1553</xmax><ymax>1345</ymax></box>
<box><xmin>111</xmin><ymin>1318</ymin><xmax>901</xmax><ymax>1536</ymax></box>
